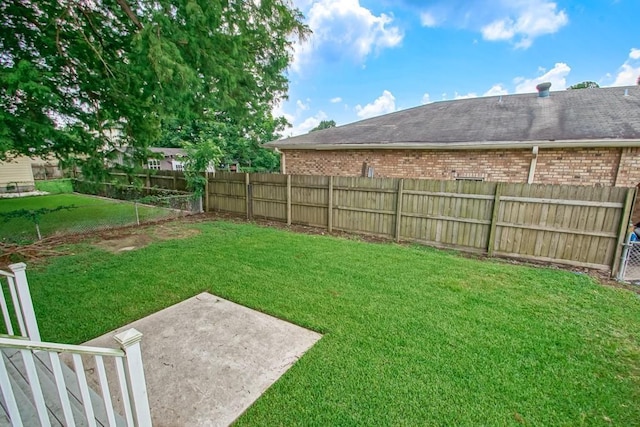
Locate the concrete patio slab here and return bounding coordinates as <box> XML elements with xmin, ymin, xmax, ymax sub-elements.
<box><xmin>81</xmin><ymin>292</ymin><xmax>322</xmax><ymax>426</ymax></box>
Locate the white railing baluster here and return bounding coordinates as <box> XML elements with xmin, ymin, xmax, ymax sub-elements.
<box><xmin>48</xmin><ymin>352</ymin><xmax>76</xmax><ymax>426</ymax></box>
<box><xmin>0</xmin><ymin>275</ymin><xmax>15</xmax><ymax>336</ymax></box>
<box><xmin>72</xmin><ymin>354</ymin><xmax>97</xmax><ymax>427</ymax></box>
<box><xmin>0</xmin><ymin>329</ymin><xmax>150</xmax><ymax>427</ymax></box>
<box><xmin>115</xmin><ymin>357</ymin><xmax>135</xmax><ymax>426</ymax></box>
<box><xmin>9</xmin><ymin>263</ymin><xmax>40</xmax><ymax>341</ymax></box>
<box><xmin>0</xmin><ymin>265</ymin><xmax>151</xmax><ymax>425</ymax></box>
<box><xmin>20</xmin><ymin>349</ymin><xmax>51</xmax><ymax>427</ymax></box>
<box><xmin>95</xmin><ymin>355</ymin><xmax>117</xmax><ymax>427</ymax></box>
<box><xmin>115</xmin><ymin>328</ymin><xmax>152</xmax><ymax>427</ymax></box>
<box><xmin>6</xmin><ymin>276</ymin><xmax>27</xmax><ymax>337</ymax></box>
<box><xmin>0</xmin><ymin>351</ymin><xmax>23</xmax><ymax>426</ymax></box>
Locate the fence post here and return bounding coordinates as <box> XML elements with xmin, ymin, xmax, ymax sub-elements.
<box><xmin>9</xmin><ymin>263</ymin><xmax>41</xmax><ymax>341</ymax></box>
<box><xmin>612</xmin><ymin>187</ymin><xmax>636</xmax><ymax>278</ymax></box>
<box><xmin>287</xmin><ymin>174</ymin><xmax>292</xmax><ymax>225</ymax></box>
<box><xmin>487</xmin><ymin>182</ymin><xmax>503</xmax><ymax>257</ymax></box>
<box><xmin>204</xmin><ymin>172</ymin><xmax>210</xmax><ymax>213</ymax></box>
<box><xmin>114</xmin><ymin>328</ymin><xmax>152</xmax><ymax>427</ymax></box>
<box><xmin>245</xmin><ymin>173</ymin><xmax>251</xmax><ymax>220</ymax></box>
<box><xmin>328</xmin><ymin>176</ymin><xmax>333</xmax><ymax>232</ymax></box>
<box><xmin>394</xmin><ymin>179</ymin><xmax>404</xmax><ymax>242</ymax></box>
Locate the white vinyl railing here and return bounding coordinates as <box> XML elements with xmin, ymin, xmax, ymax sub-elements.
<box><xmin>0</xmin><ymin>329</ymin><xmax>152</xmax><ymax>427</ymax></box>
<box><xmin>0</xmin><ymin>263</ymin><xmax>40</xmax><ymax>341</ymax></box>
<box><xmin>0</xmin><ymin>263</ymin><xmax>151</xmax><ymax>426</ymax></box>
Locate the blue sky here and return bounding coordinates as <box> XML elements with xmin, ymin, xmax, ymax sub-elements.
<box><xmin>275</xmin><ymin>0</ymin><xmax>640</xmax><ymax>136</ymax></box>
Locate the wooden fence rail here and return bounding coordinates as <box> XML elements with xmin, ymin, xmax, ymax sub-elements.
<box><xmin>207</xmin><ymin>172</ymin><xmax>636</xmax><ymax>275</ymax></box>
<box><xmin>104</xmin><ymin>170</ymin><xmax>635</xmax><ymax>275</ymax></box>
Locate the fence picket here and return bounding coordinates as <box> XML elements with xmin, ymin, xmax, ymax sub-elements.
<box><xmin>184</xmin><ymin>171</ymin><xmax>635</xmax><ymax>274</ymax></box>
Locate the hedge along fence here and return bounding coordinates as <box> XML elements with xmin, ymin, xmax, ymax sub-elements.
<box><xmin>109</xmin><ymin>170</ymin><xmax>190</xmax><ymax>192</ymax></box>
<box><xmin>208</xmin><ymin>172</ymin><xmax>636</xmax><ymax>276</ymax></box>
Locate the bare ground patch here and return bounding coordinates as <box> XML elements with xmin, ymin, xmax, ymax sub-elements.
<box><xmin>0</xmin><ymin>215</ymin><xmax>206</xmax><ymax>266</ymax></box>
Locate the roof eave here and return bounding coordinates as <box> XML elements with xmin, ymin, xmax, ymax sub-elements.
<box><xmin>270</xmin><ymin>139</ymin><xmax>640</xmax><ymax>151</ymax></box>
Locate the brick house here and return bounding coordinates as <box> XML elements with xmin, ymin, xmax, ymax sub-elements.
<box><xmin>267</xmin><ymin>84</ymin><xmax>640</xmax><ymax>218</ymax></box>
<box><xmin>268</xmin><ymin>84</ymin><xmax>640</xmax><ymax>187</ymax></box>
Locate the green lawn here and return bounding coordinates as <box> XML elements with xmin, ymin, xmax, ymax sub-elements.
<box><xmin>24</xmin><ymin>221</ymin><xmax>640</xmax><ymax>426</ymax></box>
<box><xmin>0</xmin><ymin>194</ymin><xmax>178</xmax><ymax>243</ymax></box>
<box><xmin>34</xmin><ymin>178</ymin><xmax>73</xmax><ymax>194</ymax></box>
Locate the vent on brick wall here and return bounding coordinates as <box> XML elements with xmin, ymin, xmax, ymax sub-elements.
<box><xmin>456</xmin><ymin>175</ymin><xmax>484</xmax><ymax>182</ymax></box>
<box><xmin>361</xmin><ymin>162</ymin><xmax>374</xmax><ymax>178</ymax></box>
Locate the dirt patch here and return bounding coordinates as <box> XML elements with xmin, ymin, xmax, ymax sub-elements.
<box><xmin>94</xmin><ymin>234</ymin><xmax>155</xmax><ymax>253</ymax></box>
<box><xmin>92</xmin><ymin>222</ymin><xmax>201</xmax><ymax>253</ymax></box>
<box><xmin>151</xmin><ymin>223</ymin><xmax>201</xmax><ymax>241</ymax></box>
<box><xmin>0</xmin><ymin>215</ymin><xmax>207</xmax><ymax>266</ymax></box>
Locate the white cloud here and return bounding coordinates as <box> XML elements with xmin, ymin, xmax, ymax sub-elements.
<box><xmin>291</xmin><ymin>0</ymin><xmax>403</xmax><ymax>73</ymax></box>
<box><xmin>514</xmin><ymin>62</ymin><xmax>571</xmax><ymax>93</ymax></box>
<box><xmin>420</xmin><ymin>12</ymin><xmax>438</xmax><ymax>27</ymax></box>
<box><xmin>480</xmin><ymin>1</ymin><xmax>568</xmax><ymax>49</ymax></box>
<box><xmin>288</xmin><ymin>111</ymin><xmax>329</xmax><ymax>135</ymax></box>
<box><xmin>612</xmin><ymin>48</ymin><xmax>640</xmax><ymax>86</ymax></box>
<box><xmin>272</xmin><ymin>101</ymin><xmax>295</xmax><ymax>127</ymax></box>
<box><xmin>421</xmin><ymin>93</ymin><xmax>431</xmax><ymax>104</ymax></box>
<box><xmin>330</xmin><ymin>97</ymin><xmax>342</xmax><ymax>103</ymax></box>
<box><xmin>296</xmin><ymin>99</ymin><xmax>309</xmax><ymax>111</ymax></box>
<box><xmin>483</xmin><ymin>84</ymin><xmax>509</xmax><ymax>97</ymax></box>
<box><xmin>355</xmin><ymin>90</ymin><xmax>396</xmax><ymax>119</ymax></box>
<box><xmin>454</xmin><ymin>92</ymin><xmax>478</xmax><ymax>100</ymax></box>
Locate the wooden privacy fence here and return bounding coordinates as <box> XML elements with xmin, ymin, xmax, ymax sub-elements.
<box><xmin>209</xmin><ymin>172</ymin><xmax>636</xmax><ymax>275</ymax></box>
<box><xmin>110</xmin><ymin>170</ymin><xmax>190</xmax><ymax>192</ymax></box>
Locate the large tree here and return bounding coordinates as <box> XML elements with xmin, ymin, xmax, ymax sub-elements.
<box><xmin>0</xmin><ymin>0</ymin><xmax>307</xmax><ymax>175</ymax></box>
<box><xmin>309</xmin><ymin>119</ymin><xmax>336</xmax><ymax>132</ymax></box>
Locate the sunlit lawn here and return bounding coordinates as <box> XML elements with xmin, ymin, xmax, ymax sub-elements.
<box><xmin>24</xmin><ymin>220</ymin><xmax>640</xmax><ymax>425</ymax></box>
<box><xmin>0</xmin><ymin>194</ymin><xmax>175</xmax><ymax>243</ymax></box>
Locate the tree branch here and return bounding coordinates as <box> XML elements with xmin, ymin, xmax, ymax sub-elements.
<box><xmin>115</xmin><ymin>0</ymin><xmax>143</xmax><ymax>30</ymax></box>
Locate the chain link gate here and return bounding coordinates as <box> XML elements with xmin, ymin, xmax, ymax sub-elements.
<box><xmin>620</xmin><ymin>241</ymin><xmax>640</xmax><ymax>282</ymax></box>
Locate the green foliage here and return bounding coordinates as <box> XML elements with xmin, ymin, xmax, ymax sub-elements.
<box><xmin>35</xmin><ymin>179</ymin><xmax>73</xmax><ymax>194</ymax></box>
<box><xmin>27</xmin><ymin>221</ymin><xmax>640</xmax><ymax>425</ymax></box>
<box><xmin>0</xmin><ymin>0</ymin><xmax>308</xmax><ymax>178</ymax></box>
<box><xmin>0</xmin><ymin>205</ymin><xmax>77</xmax><ymax>225</ymax></box>
<box><xmin>568</xmin><ymin>81</ymin><xmax>600</xmax><ymax>89</ymax></box>
<box><xmin>0</xmin><ymin>194</ymin><xmax>176</xmax><ymax>243</ymax></box>
<box><xmin>0</xmin><ymin>204</ymin><xmax>77</xmax><ymax>240</ymax></box>
<box><xmin>310</xmin><ymin>120</ymin><xmax>337</xmax><ymax>132</ymax></box>
<box><xmin>158</xmin><ymin>115</ymin><xmax>284</xmax><ymax>173</ymax></box>
<box><xmin>182</xmin><ymin>140</ymin><xmax>223</xmax><ymax>198</ymax></box>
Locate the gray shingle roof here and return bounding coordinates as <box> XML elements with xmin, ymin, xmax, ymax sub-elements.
<box><xmin>149</xmin><ymin>147</ymin><xmax>186</xmax><ymax>157</ymax></box>
<box><xmin>267</xmin><ymin>85</ymin><xmax>640</xmax><ymax>149</ymax></box>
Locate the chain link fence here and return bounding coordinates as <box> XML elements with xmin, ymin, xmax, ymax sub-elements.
<box><xmin>621</xmin><ymin>241</ymin><xmax>640</xmax><ymax>283</ymax></box>
<box><xmin>0</xmin><ymin>181</ymin><xmax>36</xmax><ymax>195</ymax></box>
<box><xmin>0</xmin><ymin>180</ymin><xmax>201</xmax><ymax>245</ymax></box>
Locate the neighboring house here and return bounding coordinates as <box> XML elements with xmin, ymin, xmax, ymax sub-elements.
<box><xmin>0</xmin><ymin>156</ymin><xmax>35</xmax><ymax>193</ymax></box>
<box><xmin>106</xmin><ymin>146</ymin><xmax>187</xmax><ymax>171</ymax></box>
<box><xmin>30</xmin><ymin>156</ymin><xmax>64</xmax><ymax>180</ymax></box>
<box><xmin>146</xmin><ymin>147</ymin><xmax>187</xmax><ymax>171</ymax></box>
<box><xmin>267</xmin><ymin>84</ymin><xmax>640</xmax><ymax>188</ymax></box>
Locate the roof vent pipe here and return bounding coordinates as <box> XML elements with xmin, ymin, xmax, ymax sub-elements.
<box><xmin>536</xmin><ymin>82</ymin><xmax>552</xmax><ymax>98</ymax></box>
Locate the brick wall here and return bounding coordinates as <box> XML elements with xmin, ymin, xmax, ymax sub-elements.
<box><xmin>534</xmin><ymin>148</ymin><xmax>619</xmax><ymax>186</ymax></box>
<box><xmin>616</xmin><ymin>147</ymin><xmax>640</xmax><ymax>187</ymax></box>
<box><xmin>283</xmin><ymin>147</ymin><xmax>638</xmax><ymax>186</ymax></box>
<box><xmin>283</xmin><ymin>149</ymin><xmax>531</xmax><ymax>182</ymax></box>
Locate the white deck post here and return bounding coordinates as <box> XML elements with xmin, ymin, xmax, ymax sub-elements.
<box><xmin>114</xmin><ymin>328</ymin><xmax>152</xmax><ymax>427</ymax></box>
<box><xmin>9</xmin><ymin>263</ymin><xmax>41</xmax><ymax>341</ymax></box>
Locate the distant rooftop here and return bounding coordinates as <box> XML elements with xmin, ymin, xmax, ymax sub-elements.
<box><xmin>149</xmin><ymin>147</ymin><xmax>186</xmax><ymax>157</ymax></box>
<box><xmin>267</xmin><ymin>85</ymin><xmax>640</xmax><ymax>150</ymax></box>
